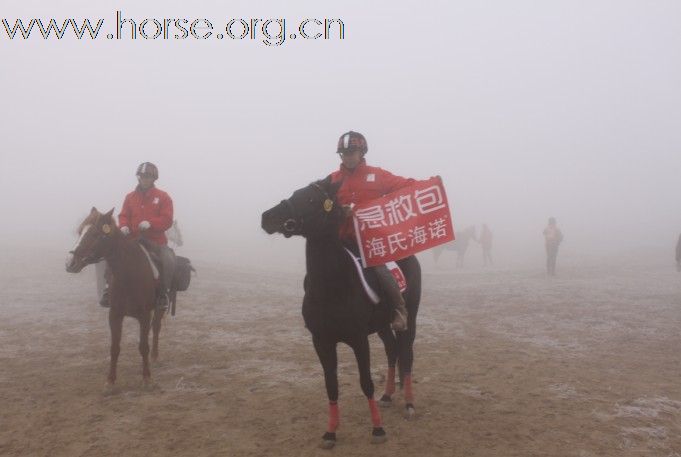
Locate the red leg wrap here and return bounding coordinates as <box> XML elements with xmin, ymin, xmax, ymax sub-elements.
<box><xmin>368</xmin><ymin>398</ymin><xmax>383</xmax><ymax>428</ymax></box>
<box><xmin>327</xmin><ymin>401</ymin><xmax>339</xmax><ymax>432</ymax></box>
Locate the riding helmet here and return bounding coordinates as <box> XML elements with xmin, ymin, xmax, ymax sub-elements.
<box><xmin>336</xmin><ymin>131</ymin><xmax>368</xmax><ymax>155</ymax></box>
<box><xmin>136</xmin><ymin>162</ymin><xmax>159</xmax><ymax>180</ymax></box>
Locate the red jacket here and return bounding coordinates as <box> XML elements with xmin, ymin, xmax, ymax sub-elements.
<box><xmin>329</xmin><ymin>159</ymin><xmax>415</xmax><ymax>240</ymax></box>
<box><xmin>118</xmin><ymin>186</ymin><xmax>173</xmax><ymax>245</ymax></box>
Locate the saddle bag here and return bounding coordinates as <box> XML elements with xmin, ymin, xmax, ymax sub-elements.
<box><xmin>173</xmin><ymin>256</ymin><xmax>195</xmax><ymax>292</ymax></box>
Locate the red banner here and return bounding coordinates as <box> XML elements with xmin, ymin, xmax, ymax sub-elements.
<box><xmin>353</xmin><ymin>176</ymin><xmax>455</xmax><ymax>267</ymax></box>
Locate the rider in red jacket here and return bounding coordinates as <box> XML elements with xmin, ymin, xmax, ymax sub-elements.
<box><xmin>119</xmin><ymin>162</ymin><xmax>175</xmax><ymax>310</ymax></box>
<box><xmin>328</xmin><ymin>131</ymin><xmax>414</xmax><ymax>331</ymax></box>
<box><xmin>118</xmin><ymin>173</ymin><xmax>174</xmax><ymax>245</ymax></box>
<box><xmin>100</xmin><ymin>162</ymin><xmax>176</xmax><ymax>310</ymax></box>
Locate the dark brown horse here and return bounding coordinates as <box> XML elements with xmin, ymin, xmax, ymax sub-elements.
<box><xmin>66</xmin><ymin>207</ymin><xmax>165</xmax><ymax>387</ymax></box>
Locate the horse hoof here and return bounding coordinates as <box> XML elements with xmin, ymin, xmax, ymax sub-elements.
<box><xmin>378</xmin><ymin>395</ymin><xmax>392</xmax><ymax>408</ymax></box>
<box><xmin>371</xmin><ymin>427</ymin><xmax>387</xmax><ymax>444</ymax></box>
<box><xmin>320</xmin><ymin>440</ymin><xmax>335</xmax><ymax>450</ymax></box>
<box><xmin>320</xmin><ymin>432</ymin><xmax>336</xmax><ymax>449</ymax></box>
<box><xmin>404</xmin><ymin>404</ymin><xmax>416</xmax><ymax>420</ymax></box>
<box><xmin>103</xmin><ymin>384</ymin><xmax>119</xmax><ymax>396</ymax></box>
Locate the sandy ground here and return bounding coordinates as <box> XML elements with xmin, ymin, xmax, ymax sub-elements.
<box><xmin>0</xmin><ymin>248</ymin><xmax>680</xmax><ymax>457</ymax></box>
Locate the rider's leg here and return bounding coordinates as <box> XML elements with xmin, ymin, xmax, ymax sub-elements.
<box><xmin>157</xmin><ymin>246</ymin><xmax>176</xmax><ymax>310</ymax></box>
<box><xmin>373</xmin><ymin>264</ymin><xmax>408</xmax><ymax>331</ymax></box>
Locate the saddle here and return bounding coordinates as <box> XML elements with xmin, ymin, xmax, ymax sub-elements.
<box><xmin>138</xmin><ymin>239</ymin><xmax>195</xmax><ymax>315</ymax></box>
<box><xmin>343</xmin><ymin>247</ymin><xmax>406</xmax><ymax>305</ymax></box>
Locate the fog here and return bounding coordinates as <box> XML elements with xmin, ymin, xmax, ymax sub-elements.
<box><xmin>2</xmin><ymin>0</ymin><xmax>680</xmax><ymax>271</ymax></box>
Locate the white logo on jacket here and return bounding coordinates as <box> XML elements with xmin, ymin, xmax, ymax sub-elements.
<box><xmin>153</xmin><ymin>197</ymin><xmax>159</xmax><ymax>204</ymax></box>
<box><xmin>366</xmin><ymin>173</ymin><xmax>375</xmax><ymax>182</ymax></box>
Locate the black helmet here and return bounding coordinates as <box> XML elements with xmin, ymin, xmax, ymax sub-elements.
<box><xmin>136</xmin><ymin>162</ymin><xmax>158</xmax><ymax>180</ymax></box>
<box><xmin>336</xmin><ymin>131</ymin><xmax>368</xmax><ymax>155</ymax></box>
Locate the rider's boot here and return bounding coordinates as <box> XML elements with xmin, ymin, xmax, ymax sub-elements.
<box><xmin>374</xmin><ymin>265</ymin><xmax>408</xmax><ymax>331</ymax></box>
<box><xmin>156</xmin><ymin>290</ymin><xmax>169</xmax><ymax>312</ymax></box>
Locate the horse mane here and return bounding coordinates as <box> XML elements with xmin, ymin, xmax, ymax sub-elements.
<box><xmin>76</xmin><ymin>208</ymin><xmax>119</xmax><ymax>236</ymax></box>
<box><xmin>77</xmin><ymin>211</ymin><xmax>100</xmax><ymax>234</ymax></box>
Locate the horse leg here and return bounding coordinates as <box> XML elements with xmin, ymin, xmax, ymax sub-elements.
<box><xmin>312</xmin><ymin>335</ymin><xmax>340</xmax><ymax>450</ymax></box>
<box><xmin>138</xmin><ymin>315</ymin><xmax>152</xmax><ymax>386</ymax></box>
<box><xmin>151</xmin><ymin>308</ymin><xmax>164</xmax><ymax>362</ymax></box>
<box><xmin>376</xmin><ymin>327</ymin><xmax>397</xmax><ymax>407</ymax></box>
<box><xmin>397</xmin><ymin>255</ymin><xmax>421</xmax><ymax>420</ymax></box>
<box><xmin>107</xmin><ymin>311</ymin><xmax>123</xmax><ymax>386</ymax></box>
<box><xmin>396</xmin><ymin>327</ymin><xmax>417</xmax><ymax>420</ymax></box>
<box><xmin>350</xmin><ymin>336</ymin><xmax>387</xmax><ymax>445</ymax></box>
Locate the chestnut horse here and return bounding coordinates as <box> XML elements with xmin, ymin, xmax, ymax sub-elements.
<box><xmin>66</xmin><ymin>207</ymin><xmax>165</xmax><ymax>387</ymax></box>
<box><xmin>261</xmin><ymin>178</ymin><xmax>422</xmax><ymax>448</ymax></box>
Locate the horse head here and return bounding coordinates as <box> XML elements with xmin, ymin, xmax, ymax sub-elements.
<box><xmin>261</xmin><ymin>177</ymin><xmax>343</xmax><ymax>239</ymax></box>
<box><xmin>65</xmin><ymin>207</ymin><xmax>118</xmax><ymax>273</ymax></box>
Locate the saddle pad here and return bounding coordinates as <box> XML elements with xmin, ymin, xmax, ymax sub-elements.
<box><xmin>386</xmin><ymin>261</ymin><xmax>407</xmax><ymax>292</ymax></box>
<box><xmin>343</xmin><ymin>247</ymin><xmax>406</xmax><ymax>305</ymax></box>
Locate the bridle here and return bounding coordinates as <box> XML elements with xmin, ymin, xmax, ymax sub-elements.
<box><xmin>69</xmin><ymin>218</ymin><xmax>113</xmax><ymax>265</ymax></box>
<box><xmin>280</xmin><ymin>182</ymin><xmax>334</xmax><ymax>235</ymax></box>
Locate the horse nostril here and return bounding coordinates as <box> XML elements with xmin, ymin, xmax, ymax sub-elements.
<box><xmin>283</xmin><ymin>219</ymin><xmax>296</xmax><ymax>232</ymax></box>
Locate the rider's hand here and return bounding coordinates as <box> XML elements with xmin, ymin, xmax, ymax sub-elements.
<box><xmin>138</xmin><ymin>221</ymin><xmax>151</xmax><ymax>231</ymax></box>
<box><xmin>120</xmin><ymin>226</ymin><xmax>130</xmax><ymax>236</ymax></box>
<box><xmin>342</xmin><ymin>204</ymin><xmax>354</xmax><ymax>218</ymax></box>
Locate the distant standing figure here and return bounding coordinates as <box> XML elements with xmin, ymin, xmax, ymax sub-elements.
<box><xmin>543</xmin><ymin>217</ymin><xmax>563</xmax><ymax>276</ymax></box>
<box><xmin>675</xmin><ymin>233</ymin><xmax>681</xmax><ymax>272</ymax></box>
<box><xmin>480</xmin><ymin>224</ymin><xmax>493</xmax><ymax>266</ymax></box>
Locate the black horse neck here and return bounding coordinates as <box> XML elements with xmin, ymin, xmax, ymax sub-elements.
<box><xmin>305</xmin><ymin>233</ymin><xmax>349</xmax><ymax>293</ymax></box>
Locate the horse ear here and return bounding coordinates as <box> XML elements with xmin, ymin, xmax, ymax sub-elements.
<box><xmin>103</xmin><ymin>208</ymin><xmax>115</xmax><ymax>220</ymax></box>
<box><xmin>317</xmin><ymin>175</ymin><xmax>332</xmax><ymax>190</ymax></box>
<box><xmin>317</xmin><ymin>175</ymin><xmax>342</xmax><ymax>197</ymax></box>
<box><xmin>91</xmin><ymin>206</ymin><xmax>99</xmax><ymax>214</ymax></box>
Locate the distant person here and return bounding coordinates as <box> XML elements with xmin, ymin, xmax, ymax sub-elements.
<box><xmin>543</xmin><ymin>217</ymin><xmax>563</xmax><ymax>276</ymax></box>
<box><xmin>676</xmin><ymin>233</ymin><xmax>681</xmax><ymax>272</ymax></box>
<box><xmin>100</xmin><ymin>162</ymin><xmax>176</xmax><ymax>311</ymax></box>
<box><xmin>480</xmin><ymin>223</ymin><xmax>493</xmax><ymax>266</ymax></box>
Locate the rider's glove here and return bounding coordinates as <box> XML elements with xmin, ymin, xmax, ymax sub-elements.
<box><xmin>341</xmin><ymin>204</ymin><xmax>354</xmax><ymax>218</ymax></box>
<box><xmin>120</xmin><ymin>226</ymin><xmax>130</xmax><ymax>236</ymax></box>
<box><xmin>138</xmin><ymin>221</ymin><xmax>151</xmax><ymax>231</ymax></box>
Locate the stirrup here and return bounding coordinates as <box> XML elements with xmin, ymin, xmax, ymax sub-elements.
<box><xmin>156</xmin><ymin>293</ymin><xmax>168</xmax><ymax>311</ymax></box>
<box><xmin>391</xmin><ymin>307</ymin><xmax>408</xmax><ymax>331</ymax></box>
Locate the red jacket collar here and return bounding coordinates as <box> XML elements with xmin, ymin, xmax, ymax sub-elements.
<box><xmin>338</xmin><ymin>158</ymin><xmax>367</xmax><ymax>176</ymax></box>
<box><xmin>135</xmin><ymin>184</ymin><xmax>156</xmax><ymax>194</ymax></box>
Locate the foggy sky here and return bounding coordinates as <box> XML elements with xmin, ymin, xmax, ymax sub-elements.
<box><xmin>1</xmin><ymin>0</ymin><xmax>680</xmax><ymax>270</ymax></box>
